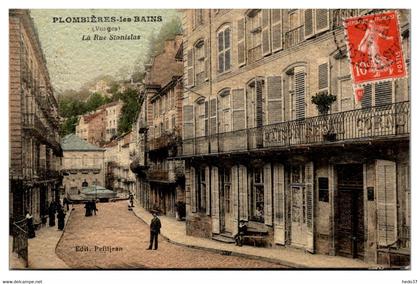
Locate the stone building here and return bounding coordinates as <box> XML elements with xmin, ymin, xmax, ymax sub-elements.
<box><xmin>131</xmin><ymin>36</ymin><xmax>186</xmax><ymax>218</ymax></box>
<box><xmin>75</xmin><ymin>109</ymin><xmax>106</xmax><ymax>146</ymax></box>
<box><xmin>61</xmin><ymin>134</ymin><xmax>105</xmax><ymax>198</ymax></box>
<box><xmin>179</xmin><ymin>9</ymin><xmax>410</xmax><ymax>266</ymax></box>
<box><xmin>103</xmin><ymin>100</ymin><xmax>123</xmax><ymax>141</ymax></box>
<box><xmin>9</xmin><ymin>9</ymin><xmax>63</xmax><ymax>224</ymax></box>
<box><xmin>104</xmin><ymin>132</ymin><xmax>136</xmax><ymax>195</ymax></box>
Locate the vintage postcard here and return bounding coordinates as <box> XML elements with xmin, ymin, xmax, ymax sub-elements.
<box><xmin>8</xmin><ymin>8</ymin><xmax>410</xmax><ymax>272</ymax></box>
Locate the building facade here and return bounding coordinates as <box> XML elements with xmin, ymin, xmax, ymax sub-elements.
<box><xmin>104</xmin><ymin>100</ymin><xmax>123</xmax><ymax>141</ymax></box>
<box><xmin>75</xmin><ymin>109</ymin><xmax>106</xmax><ymax>146</ymax></box>
<box><xmin>131</xmin><ymin>36</ymin><xmax>186</xmax><ymax>218</ymax></box>
<box><xmin>104</xmin><ymin>132</ymin><xmax>136</xmax><ymax>195</ymax></box>
<box><xmin>179</xmin><ymin>9</ymin><xmax>410</xmax><ymax>266</ymax></box>
<box><xmin>9</xmin><ymin>9</ymin><xmax>63</xmax><ymax>225</ymax></box>
<box><xmin>61</xmin><ymin>134</ymin><xmax>105</xmax><ymax>198</ymax></box>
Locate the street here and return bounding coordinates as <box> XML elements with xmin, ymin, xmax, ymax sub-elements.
<box><xmin>55</xmin><ymin>201</ymin><xmax>285</xmax><ymax>269</ymax></box>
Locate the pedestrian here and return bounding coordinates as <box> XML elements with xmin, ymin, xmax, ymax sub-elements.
<box><xmin>234</xmin><ymin>220</ymin><xmax>248</xmax><ymax>247</ymax></box>
<box><xmin>84</xmin><ymin>201</ymin><xmax>92</xmax><ymax>217</ymax></box>
<box><xmin>129</xmin><ymin>193</ymin><xmax>134</xmax><ymax>207</ymax></box>
<box><xmin>48</xmin><ymin>201</ymin><xmax>56</xmax><ymax>227</ymax></box>
<box><xmin>63</xmin><ymin>196</ymin><xmax>70</xmax><ymax>212</ymax></box>
<box><xmin>92</xmin><ymin>200</ymin><xmax>98</xmax><ymax>216</ymax></box>
<box><xmin>25</xmin><ymin>211</ymin><xmax>35</xmax><ymax>239</ymax></box>
<box><xmin>57</xmin><ymin>208</ymin><xmax>66</xmax><ymax>230</ymax></box>
<box><xmin>147</xmin><ymin>211</ymin><xmax>161</xmax><ymax>250</ymax></box>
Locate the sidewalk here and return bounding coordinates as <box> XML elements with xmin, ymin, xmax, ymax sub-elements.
<box><xmin>131</xmin><ymin>200</ymin><xmax>374</xmax><ymax>269</ymax></box>
<box><xmin>10</xmin><ymin>206</ymin><xmax>73</xmax><ymax>269</ymax></box>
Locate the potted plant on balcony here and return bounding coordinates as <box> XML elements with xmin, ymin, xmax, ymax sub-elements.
<box><xmin>311</xmin><ymin>91</ymin><xmax>337</xmax><ymax>142</ymax></box>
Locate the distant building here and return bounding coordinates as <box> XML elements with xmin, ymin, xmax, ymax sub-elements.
<box><xmin>88</xmin><ymin>79</ymin><xmax>112</xmax><ymax>97</ymax></box>
<box><xmin>9</xmin><ymin>9</ymin><xmax>63</xmax><ymax>224</ymax></box>
<box><xmin>75</xmin><ymin>109</ymin><xmax>106</xmax><ymax>146</ymax></box>
<box><xmin>102</xmin><ymin>101</ymin><xmax>123</xmax><ymax>141</ymax></box>
<box><xmin>132</xmin><ymin>36</ymin><xmax>186</xmax><ymax>218</ymax></box>
<box><xmin>61</xmin><ymin>134</ymin><xmax>105</xmax><ymax>197</ymax></box>
<box><xmin>104</xmin><ymin>132</ymin><xmax>136</xmax><ymax>195</ymax></box>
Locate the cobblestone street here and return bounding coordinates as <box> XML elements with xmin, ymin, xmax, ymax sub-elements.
<box><xmin>56</xmin><ymin>201</ymin><xmax>285</xmax><ymax>269</ymax></box>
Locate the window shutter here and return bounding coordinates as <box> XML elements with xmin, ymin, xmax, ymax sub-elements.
<box><xmin>183</xmin><ymin>105</ymin><xmax>194</xmax><ymax>139</ymax></box>
<box><xmin>304</xmin><ymin>9</ymin><xmax>315</xmax><ymax>39</ymax></box>
<box><xmin>187</xmin><ymin>49</ymin><xmax>195</xmax><ymax>87</ymax></box>
<box><xmin>204</xmin><ymin>101</ymin><xmax>209</xmax><ymax>136</ymax></box>
<box><xmin>204</xmin><ymin>39</ymin><xmax>210</xmax><ymax>81</ymax></box>
<box><xmin>264</xmin><ymin>163</ymin><xmax>273</xmax><ymax>226</ymax></box>
<box><xmin>273</xmin><ymin>163</ymin><xmax>285</xmax><ymax>245</ymax></box>
<box><xmin>318</xmin><ymin>59</ymin><xmax>330</xmax><ymax>92</ymax></box>
<box><xmin>271</xmin><ymin>9</ymin><xmax>283</xmax><ymax>52</ymax></box>
<box><xmin>211</xmin><ymin>166</ymin><xmax>220</xmax><ymax>234</ymax></box>
<box><xmin>305</xmin><ymin>161</ymin><xmax>314</xmax><ymax>253</ymax></box>
<box><xmin>362</xmin><ymin>84</ymin><xmax>372</xmax><ymax>108</ymax></box>
<box><xmin>231</xmin><ymin>165</ymin><xmax>239</xmax><ymax>236</ymax></box>
<box><xmin>294</xmin><ymin>67</ymin><xmax>306</xmax><ymax>119</ymax></box>
<box><xmin>209</xmin><ymin>98</ymin><xmax>217</xmax><ymax>135</ymax></box>
<box><xmin>376</xmin><ymin>160</ymin><xmax>397</xmax><ymax>247</ymax></box>
<box><xmin>191</xmin><ymin>166</ymin><xmax>197</xmax><ymax>213</ymax></box>
<box><xmin>315</xmin><ymin>9</ymin><xmax>330</xmax><ymax>33</ymax></box>
<box><xmin>239</xmin><ymin>165</ymin><xmax>248</xmax><ymax>221</ymax></box>
<box><xmin>375</xmin><ymin>81</ymin><xmax>393</xmax><ymax>106</ymax></box>
<box><xmin>217</xmin><ymin>31</ymin><xmax>224</xmax><ymax>73</ymax></box>
<box><xmin>224</xmin><ymin>28</ymin><xmax>231</xmax><ymax>71</ymax></box>
<box><xmin>205</xmin><ymin>166</ymin><xmax>211</xmax><ymax>215</ymax></box>
<box><xmin>237</xmin><ymin>18</ymin><xmax>246</xmax><ymax>66</ymax></box>
<box><xmin>262</xmin><ymin>9</ymin><xmax>271</xmax><ymax>56</ymax></box>
<box><xmin>232</xmin><ymin>88</ymin><xmax>246</xmax><ymax>130</ymax></box>
<box><xmin>256</xmin><ymin>80</ymin><xmax>264</xmax><ymax>127</ymax></box>
<box><xmin>267</xmin><ymin>76</ymin><xmax>283</xmax><ymax>124</ymax></box>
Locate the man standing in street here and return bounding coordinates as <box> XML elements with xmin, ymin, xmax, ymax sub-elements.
<box><xmin>147</xmin><ymin>212</ymin><xmax>161</xmax><ymax>250</ymax></box>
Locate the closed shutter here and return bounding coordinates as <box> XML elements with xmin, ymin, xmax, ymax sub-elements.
<box><xmin>237</xmin><ymin>18</ymin><xmax>246</xmax><ymax>66</ymax></box>
<box><xmin>256</xmin><ymin>80</ymin><xmax>264</xmax><ymax>127</ymax></box>
<box><xmin>204</xmin><ymin>101</ymin><xmax>209</xmax><ymax>136</ymax></box>
<box><xmin>239</xmin><ymin>165</ymin><xmax>248</xmax><ymax>221</ymax></box>
<box><xmin>191</xmin><ymin>166</ymin><xmax>197</xmax><ymax>213</ymax></box>
<box><xmin>264</xmin><ymin>163</ymin><xmax>273</xmax><ymax>226</ymax></box>
<box><xmin>204</xmin><ymin>39</ymin><xmax>209</xmax><ymax>81</ymax></box>
<box><xmin>231</xmin><ymin>165</ymin><xmax>239</xmax><ymax>236</ymax></box>
<box><xmin>232</xmin><ymin>88</ymin><xmax>246</xmax><ymax>130</ymax></box>
<box><xmin>205</xmin><ymin>166</ymin><xmax>211</xmax><ymax>215</ymax></box>
<box><xmin>224</xmin><ymin>28</ymin><xmax>231</xmax><ymax>71</ymax></box>
<box><xmin>362</xmin><ymin>84</ymin><xmax>372</xmax><ymax>108</ymax></box>
<box><xmin>187</xmin><ymin>49</ymin><xmax>194</xmax><ymax>87</ymax></box>
<box><xmin>211</xmin><ymin>167</ymin><xmax>220</xmax><ymax>234</ymax></box>
<box><xmin>271</xmin><ymin>9</ymin><xmax>283</xmax><ymax>52</ymax></box>
<box><xmin>218</xmin><ymin>31</ymin><xmax>224</xmax><ymax>73</ymax></box>
<box><xmin>318</xmin><ymin>60</ymin><xmax>330</xmax><ymax>92</ymax></box>
<box><xmin>304</xmin><ymin>9</ymin><xmax>315</xmax><ymax>39</ymax></box>
<box><xmin>315</xmin><ymin>9</ymin><xmax>330</xmax><ymax>33</ymax></box>
<box><xmin>183</xmin><ymin>105</ymin><xmax>194</xmax><ymax>139</ymax></box>
<box><xmin>262</xmin><ymin>9</ymin><xmax>271</xmax><ymax>56</ymax></box>
<box><xmin>376</xmin><ymin>160</ymin><xmax>397</xmax><ymax>247</ymax></box>
<box><xmin>295</xmin><ymin>67</ymin><xmax>306</xmax><ymax>119</ymax></box>
<box><xmin>375</xmin><ymin>81</ymin><xmax>393</xmax><ymax>106</ymax></box>
<box><xmin>267</xmin><ymin>76</ymin><xmax>283</xmax><ymax>124</ymax></box>
<box><xmin>273</xmin><ymin>163</ymin><xmax>286</xmax><ymax>244</ymax></box>
<box><xmin>305</xmin><ymin>161</ymin><xmax>314</xmax><ymax>253</ymax></box>
<box><xmin>209</xmin><ymin>98</ymin><xmax>217</xmax><ymax>135</ymax></box>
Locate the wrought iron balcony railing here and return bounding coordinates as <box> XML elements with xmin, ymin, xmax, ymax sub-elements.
<box><xmin>285</xmin><ymin>25</ymin><xmax>304</xmax><ymax>48</ymax></box>
<box><xmin>180</xmin><ymin>102</ymin><xmax>410</xmax><ymax>157</ymax></box>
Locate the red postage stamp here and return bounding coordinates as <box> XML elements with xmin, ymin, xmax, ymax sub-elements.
<box><xmin>344</xmin><ymin>10</ymin><xmax>407</xmax><ymax>85</ymax></box>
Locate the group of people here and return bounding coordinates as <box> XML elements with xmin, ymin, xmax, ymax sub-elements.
<box><xmin>84</xmin><ymin>200</ymin><xmax>98</xmax><ymax>217</ymax></box>
<box><xmin>48</xmin><ymin>199</ymin><xmax>68</xmax><ymax>230</ymax></box>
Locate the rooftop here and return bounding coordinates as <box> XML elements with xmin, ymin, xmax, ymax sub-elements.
<box><xmin>62</xmin><ymin>134</ymin><xmax>105</xmax><ymax>152</ymax></box>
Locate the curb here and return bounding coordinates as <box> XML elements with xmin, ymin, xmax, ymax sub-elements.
<box><xmin>130</xmin><ymin>204</ymin><xmax>301</xmax><ymax>268</ymax></box>
<box><xmin>53</xmin><ymin>205</ymin><xmax>74</xmax><ymax>269</ymax></box>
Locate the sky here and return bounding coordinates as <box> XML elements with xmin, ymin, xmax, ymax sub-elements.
<box><xmin>30</xmin><ymin>9</ymin><xmax>181</xmax><ymax>93</ymax></box>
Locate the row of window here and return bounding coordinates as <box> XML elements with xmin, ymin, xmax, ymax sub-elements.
<box><xmin>151</xmin><ymin>115</ymin><xmax>177</xmax><ymax>139</ymax></box>
<box><xmin>152</xmin><ymin>89</ymin><xmax>177</xmax><ymax>119</ymax></box>
<box><xmin>186</xmin><ymin>9</ymin><xmax>332</xmax><ymax>87</ymax></box>
<box><xmin>184</xmin><ymin>77</ymin><xmax>396</xmax><ymax>138</ymax></box>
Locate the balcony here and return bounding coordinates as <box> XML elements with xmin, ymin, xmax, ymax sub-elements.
<box><xmin>285</xmin><ymin>25</ymin><xmax>304</xmax><ymax>48</ymax></box>
<box><xmin>148</xmin><ymin>161</ymin><xmax>184</xmax><ymax>183</ymax></box>
<box><xmin>180</xmin><ymin>102</ymin><xmax>410</xmax><ymax>157</ymax></box>
<box><xmin>149</xmin><ymin>131</ymin><xmax>181</xmax><ymax>154</ymax></box>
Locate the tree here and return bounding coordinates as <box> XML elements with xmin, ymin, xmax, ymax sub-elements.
<box><xmin>85</xmin><ymin>92</ymin><xmax>108</xmax><ymax>112</ymax></box>
<box><xmin>60</xmin><ymin>116</ymin><xmax>79</xmax><ymax>137</ymax></box>
<box><xmin>117</xmin><ymin>88</ymin><xmax>139</xmax><ymax>135</ymax></box>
